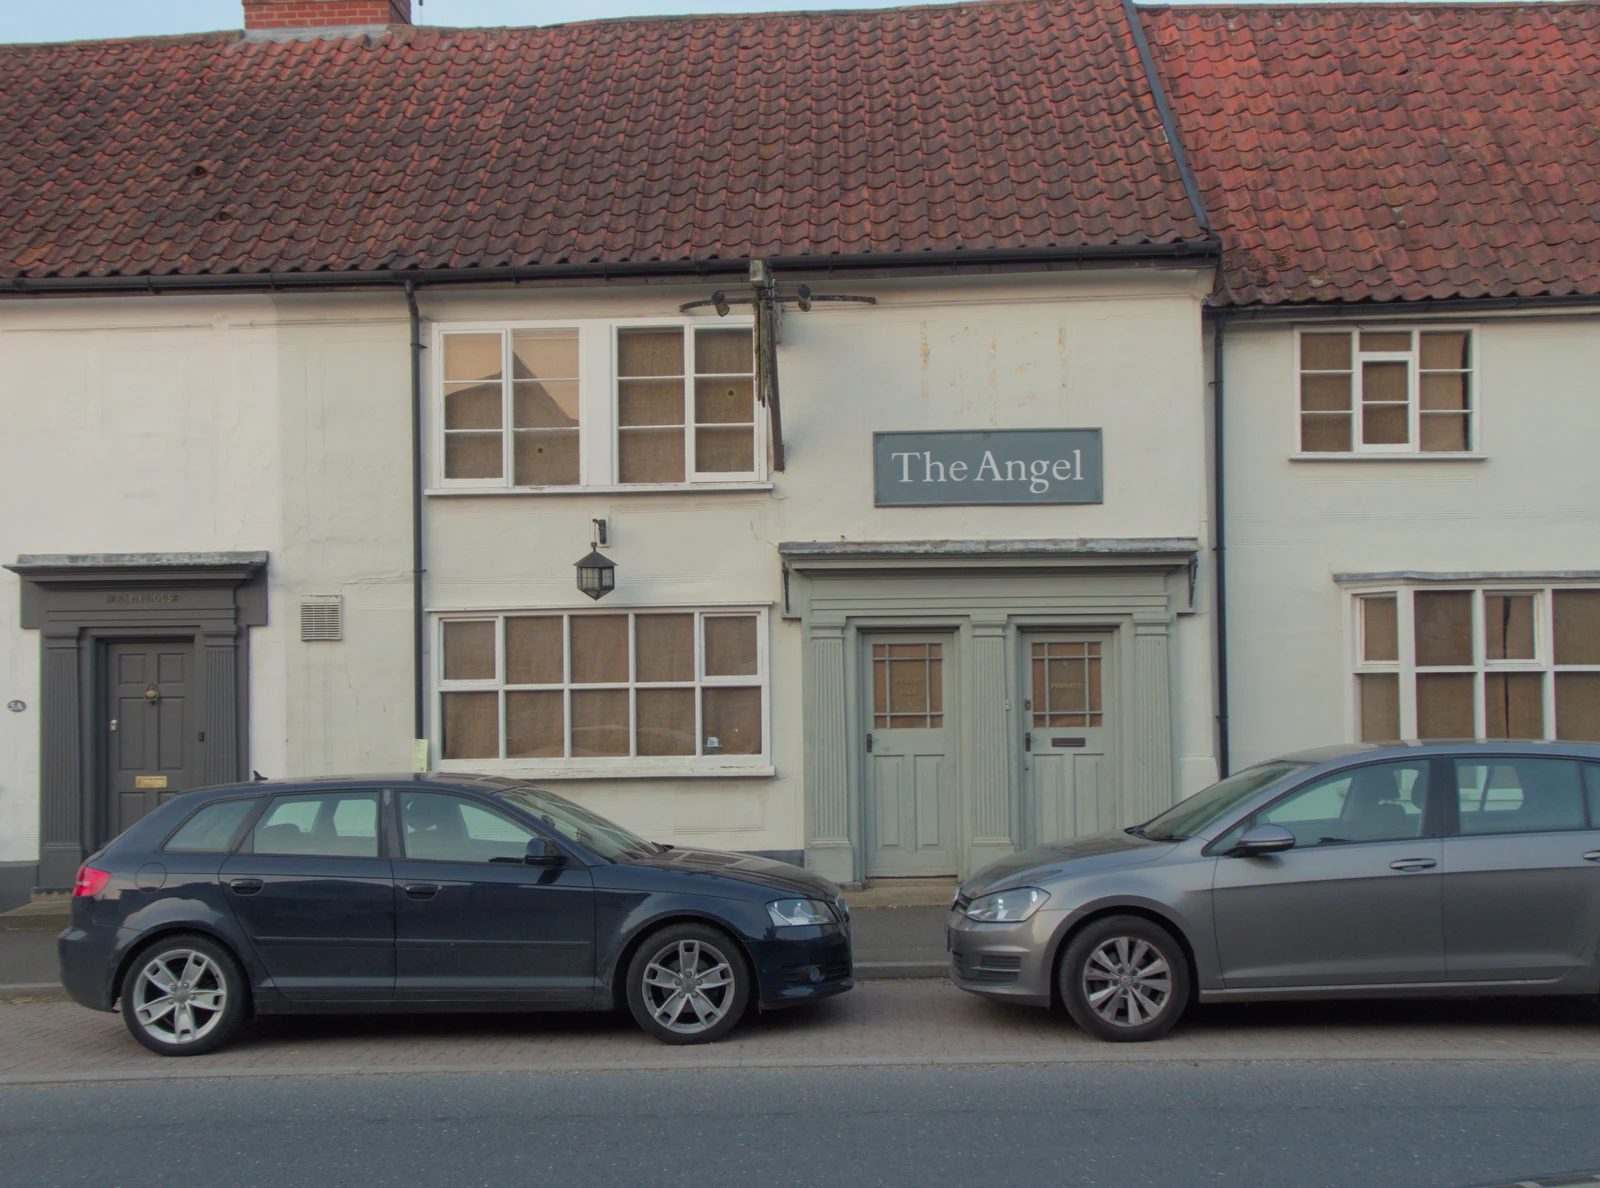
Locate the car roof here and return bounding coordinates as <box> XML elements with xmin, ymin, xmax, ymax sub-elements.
<box><xmin>1271</xmin><ymin>739</ymin><xmax>1600</xmax><ymax>767</ymax></box>
<box><xmin>177</xmin><ymin>772</ymin><xmax>537</xmax><ymax>801</ymax></box>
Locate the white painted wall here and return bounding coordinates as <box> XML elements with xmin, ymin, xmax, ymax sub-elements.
<box><xmin>0</xmin><ymin>293</ymin><xmax>415</xmax><ymax>864</ymax></box>
<box><xmin>1223</xmin><ymin>313</ymin><xmax>1600</xmax><ymax>768</ymax></box>
<box><xmin>0</xmin><ymin>268</ymin><xmax>1218</xmax><ymax>866</ymax></box>
<box><xmin>420</xmin><ymin>268</ymin><xmax>1218</xmax><ymax>851</ymax></box>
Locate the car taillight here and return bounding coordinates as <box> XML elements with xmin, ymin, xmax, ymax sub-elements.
<box><xmin>73</xmin><ymin>866</ymin><xmax>111</xmax><ymax>898</ymax></box>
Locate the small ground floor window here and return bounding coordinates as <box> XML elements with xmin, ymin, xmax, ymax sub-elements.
<box><xmin>1352</xmin><ymin>585</ymin><xmax>1600</xmax><ymax>741</ymax></box>
<box><xmin>436</xmin><ymin>608</ymin><xmax>767</xmax><ymax>768</ymax></box>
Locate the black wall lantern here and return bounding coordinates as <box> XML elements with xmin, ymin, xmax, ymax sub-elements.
<box><xmin>575</xmin><ymin>518</ymin><xmax>616</xmax><ymax>600</ymax></box>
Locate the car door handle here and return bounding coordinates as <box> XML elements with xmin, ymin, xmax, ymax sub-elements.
<box><xmin>1389</xmin><ymin>858</ymin><xmax>1437</xmax><ymax>872</ymax></box>
<box><xmin>1584</xmin><ymin>851</ymin><xmax>1600</xmax><ymax>863</ymax></box>
<box><xmin>228</xmin><ymin>878</ymin><xmax>264</xmax><ymax>895</ymax></box>
<box><xmin>403</xmin><ymin>883</ymin><xmax>440</xmax><ymax>900</ymax></box>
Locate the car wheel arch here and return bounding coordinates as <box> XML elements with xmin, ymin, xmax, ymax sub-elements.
<box><xmin>608</xmin><ymin>912</ymin><xmax>758</xmax><ymax>1011</ymax></box>
<box><xmin>111</xmin><ymin>924</ymin><xmax>255</xmax><ymax>1010</ymax></box>
<box><xmin>1047</xmin><ymin>904</ymin><xmax>1200</xmax><ymax>1010</ymax></box>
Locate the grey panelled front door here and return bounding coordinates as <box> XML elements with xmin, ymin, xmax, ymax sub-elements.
<box><xmin>865</xmin><ymin>637</ymin><xmax>958</xmax><ymax>877</ymax></box>
<box><xmin>1025</xmin><ymin>636</ymin><xmax>1116</xmax><ymax>846</ymax></box>
<box><xmin>1212</xmin><ymin>759</ymin><xmax>1445</xmax><ymax>988</ymax></box>
<box><xmin>105</xmin><ymin>640</ymin><xmax>196</xmax><ymax>837</ymax></box>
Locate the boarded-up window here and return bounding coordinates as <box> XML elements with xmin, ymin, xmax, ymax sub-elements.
<box><xmin>1299</xmin><ymin>329</ymin><xmax>1472</xmax><ymax>454</ymax></box>
<box><xmin>436</xmin><ymin>610</ymin><xmax>765</xmax><ymax>762</ymax></box>
<box><xmin>693</xmin><ymin>328</ymin><xmax>756</xmax><ymax>474</ymax></box>
<box><xmin>1353</xmin><ymin>587</ymin><xmax>1600</xmax><ymax>743</ymax></box>
<box><xmin>443</xmin><ymin>329</ymin><xmax>580</xmax><ymax>485</ymax></box>
<box><xmin>618</xmin><ymin>329</ymin><xmax>686</xmax><ymax>484</ymax></box>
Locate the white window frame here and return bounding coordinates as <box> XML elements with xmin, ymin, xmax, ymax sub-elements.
<box><xmin>432</xmin><ymin>317</ymin><xmax>764</xmax><ymax>492</ymax></box>
<box><xmin>1347</xmin><ymin>583</ymin><xmax>1600</xmax><ymax>741</ymax></box>
<box><xmin>433</xmin><ymin>605</ymin><xmax>773</xmax><ymax>778</ymax></box>
<box><xmin>1294</xmin><ymin>325</ymin><xmax>1478</xmax><ymax>458</ymax></box>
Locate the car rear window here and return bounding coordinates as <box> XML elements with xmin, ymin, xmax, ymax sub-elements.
<box><xmin>165</xmin><ymin>799</ymin><xmax>258</xmax><ymax>853</ymax></box>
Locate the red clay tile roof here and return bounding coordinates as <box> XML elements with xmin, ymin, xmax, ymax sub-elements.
<box><xmin>0</xmin><ymin>1</ymin><xmax>1205</xmax><ymax>282</ymax></box>
<box><xmin>1143</xmin><ymin>3</ymin><xmax>1600</xmax><ymax>307</ymax></box>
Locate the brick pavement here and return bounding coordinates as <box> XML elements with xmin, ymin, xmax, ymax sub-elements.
<box><xmin>1</xmin><ymin>981</ymin><xmax>1597</xmax><ymax>1085</ymax></box>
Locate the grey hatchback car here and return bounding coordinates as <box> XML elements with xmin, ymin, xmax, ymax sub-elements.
<box><xmin>948</xmin><ymin>741</ymin><xmax>1600</xmax><ymax>1041</ymax></box>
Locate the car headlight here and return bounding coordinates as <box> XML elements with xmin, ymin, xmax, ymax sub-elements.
<box><xmin>768</xmin><ymin>898</ymin><xmax>834</xmax><ymax>927</ymax></box>
<box><xmin>964</xmin><ymin>887</ymin><xmax>1049</xmax><ymax>922</ymax></box>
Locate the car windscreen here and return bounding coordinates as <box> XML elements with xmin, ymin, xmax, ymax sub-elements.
<box><xmin>495</xmin><ymin>785</ymin><xmax>658</xmax><ymax>861</ymax></box>
<box><xmin>1134</xmin><ymin>761</ymin><xmax>1308</xmax><ymax>841</ymax></box>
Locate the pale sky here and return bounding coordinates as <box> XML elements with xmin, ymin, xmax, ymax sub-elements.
<box><xmin>1</xmin><ymin>0</ymin><xmax>1451</xmax><ymax>45</ymax></box>
<box><xmin>4</xmin><ymin>0</ymin><xmax>933</xmax><ymax>43</ymax></box>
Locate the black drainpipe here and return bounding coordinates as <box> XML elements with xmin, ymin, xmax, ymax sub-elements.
<box><xmin>1212</xmin><ymin>313</ymin><xmax>1231</xmax><ymax>777</ymax></box>
<box><xmin>405</xmin><ymin>281</ymin><xmax>426</xmax><ymax>755</ymax></box>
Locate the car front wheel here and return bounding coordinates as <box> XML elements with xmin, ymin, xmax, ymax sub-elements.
<box><xmin>119</xmin><ymin>933</ymin><xmax>248</xmax><ymax>1057</ymax></box>
<box><xmin>1059</xmin><ymin>915</ymin><xmax>1190</xmax><ymax>1042</ymax></box>
<box><xmin>626</xmin><ymin>924</ymin><xmax>750</xmax><ymax>1045</ymax></box>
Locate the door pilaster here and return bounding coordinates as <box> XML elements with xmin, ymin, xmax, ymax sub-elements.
<box><xmin>967</xmin><ymin>616</ymin><xmax>1016</xmax><ymax>875</ymax></box>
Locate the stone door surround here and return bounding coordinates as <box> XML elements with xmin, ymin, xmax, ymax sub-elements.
<box><xmin>5</xmin><ymin>552</ymin><xmax>268</xmax><ymax>890</ymax></box>
<box><xmin>780</xmin><ymin>539</ymin><xmax>1198</xmax><ymax>884</ymax></box>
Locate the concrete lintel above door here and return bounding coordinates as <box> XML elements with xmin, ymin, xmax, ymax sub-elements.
<box><xmin>780</xmin><ymin>537</ymin><xmax>1198</xmax><ymax>571</ymax></box>
<box><xmin>8</xmin><ymin>552</ymin><xmax>269</xmax><ymax>630</ymax></box>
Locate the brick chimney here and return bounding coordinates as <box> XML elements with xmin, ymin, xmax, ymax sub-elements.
<box><xmin>243</xmin><ymin>1</ymin><xmax>412</xmax><ymax>33</ymax></box>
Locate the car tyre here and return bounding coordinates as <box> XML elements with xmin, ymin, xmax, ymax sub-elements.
<box><xmin>119</xmin><ymin>933</ymin><xmax>249</xmax><ymax>1057</ymax></box>
<box><xmin>1059</xmin><ymin>914</ymin><xmax>1190</xmax><ymax>1043</ymax></box>
<box><xmin>626</xmin><ymin>923</ymin><xmax>750</xmax><ymax>1045</ymax></box>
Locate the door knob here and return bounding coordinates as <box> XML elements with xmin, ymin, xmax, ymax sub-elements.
<box><xmin>403</xmin><ymin>883</ymin><xmax>440</xmax><ymax>900</ymax></box>
<box><xmin>1583</xmin><ymin>851</ymin><xmax>1600</xmax><ymax>863</ymax></box>
<box><xmin>228</xmin><ymin>878</ymin><xmax>264</xmax><ymax>895</ymax></box>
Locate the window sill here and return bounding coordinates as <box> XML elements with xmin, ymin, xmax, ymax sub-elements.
<box><xmin>435</xmin><ymin>760</ymin><xmax>776</xmax><ymax>781</ymax></box>
<box><xmin>427</xmin><ymin>482</ymin><xmax>774</xmax><ymax>497</ymax></box>
<box><xmin>1289</xmin><ymin>453</ymin><xmax>1487</xmax><ymax>463</ymax></box>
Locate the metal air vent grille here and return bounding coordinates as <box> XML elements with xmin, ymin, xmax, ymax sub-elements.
<box><xmin>299</xmin><ymin>595</ymin><xmax>342</xmax><ymax>642</ymax></box>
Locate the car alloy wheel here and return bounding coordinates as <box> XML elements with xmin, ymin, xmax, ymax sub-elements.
<box><xmin>119</xmin><ymin>934</ymin><xmax>248</xmax><ymax>1056</ymax></box>
<box><xmin>627</xmin><ymin>923</ymin><xmax>750</xmax><ymax>1045</ymax></box>
<box><xmin>1059</xmin><ymin>914</ymin><xmax>1190</xmax><ymax>1042</ymax></box>
<box><xmin>1082</xmin><ymin>936</ymin><xmax>1172</xmax><ymax>1027</ymax></box>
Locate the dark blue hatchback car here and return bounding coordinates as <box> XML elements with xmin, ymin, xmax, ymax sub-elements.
<box><xmin>60</xmin><ymin>774</ymin><xmax>852</xmax><ymax>1055</ymax></box>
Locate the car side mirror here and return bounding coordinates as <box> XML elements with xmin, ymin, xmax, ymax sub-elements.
<box><xmin>524</xmin><ymin>837</ymin><xmax>566</xmax><ymax>867</ymax></box>
<box><xmin>1228</xmin><ymin>824</ymin><xmax>1296</xmax><ymax>858</ymax></box>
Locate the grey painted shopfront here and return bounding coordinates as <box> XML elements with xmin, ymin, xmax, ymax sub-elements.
<box><xmin>783</xmin><ymin>539</ymin><xmax>1198</xmax><ymax>883</ymax></box>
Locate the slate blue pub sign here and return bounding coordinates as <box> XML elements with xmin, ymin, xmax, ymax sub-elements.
<box><xmin>873</xmin><ymin>428</ymin><xmax>1104</xmax><ymax>507</ymax></box>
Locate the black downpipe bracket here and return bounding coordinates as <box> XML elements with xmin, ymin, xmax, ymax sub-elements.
<box><xmin>1211</xmin><ymin>314</ymin><xmax>1231</xmax><ymax>778</ymax></box>
<box><xmin>405</xmin><ymin>281</ymin><xmax>426</xmax><ymax>758</ymax></box>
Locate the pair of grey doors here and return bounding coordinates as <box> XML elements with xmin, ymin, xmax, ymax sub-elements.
<box><xmin>863</xmin><ymin>632</ymin><xmax>1115</xmax><ymax>878</ymax></box>
<box><xmin>1213</xmin><ymin>753</ymin><xmax>1600</xmax><ymax>987</ymax></box>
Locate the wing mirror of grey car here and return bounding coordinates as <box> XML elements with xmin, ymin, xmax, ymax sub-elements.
<box><xmin>524</xmin><ymin>837</ymin><xmax>566</xmax><ymax>866</ymax></box>
<box><xmin>1227</xmin><ymin>824</ymin><xmax>1296</xmax><ymax>858</ymax></box>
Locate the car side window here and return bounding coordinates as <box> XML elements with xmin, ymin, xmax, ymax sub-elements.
<box><xmin>400</xmin><ymin>792</ymin><xmax>537</xmax><ymax>863</ymax></box>
<box><xmin>1455</xmin><ymin>758</ymin><xmax>1586</xmax><ymax>836</ymax></box>
<box><xmin>1588</xmin><ymin>764</ymin><xmax>1600</xmax><ymax>829</ymax></box>
<box><xmin>165</xmin><ymin>798</ymin><xmax>258</xmax><ymax>853</ymax></box>
<box><xmin>1257</xmin><ymin>760</ymin><xmax>1430</xmax><ymax>847</ymax></box>
<box><xmin>252</xmin><ymin>791</ymin><xmax>380</xmax><ymax>858</ymax></box>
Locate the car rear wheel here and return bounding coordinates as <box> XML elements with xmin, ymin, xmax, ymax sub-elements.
<box><xmin>1059</xmin><ymin>915</ymin><xmax>1189</xmax><ymax>1042</ymax></box>
<box><xmin>119</xmin><ymin>934</ymin><xmax>248</xmax><ymax>1057</ymax></box>
<box><xmin>626</xmin><ymin>924</ymin><xmax>750</xmax><ymax>1045</ymax></box>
